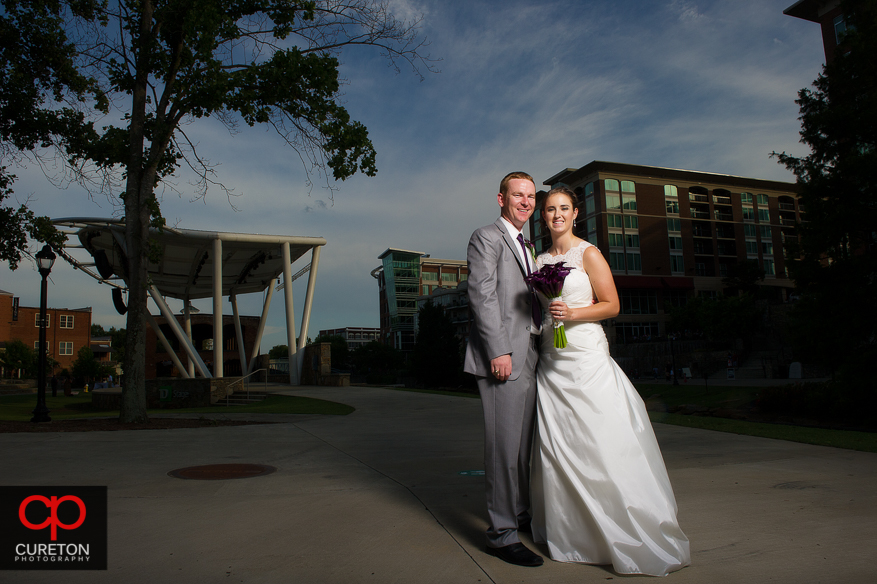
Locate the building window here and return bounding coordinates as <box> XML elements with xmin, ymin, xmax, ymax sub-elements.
<box><xmin>609</xmin><ymin>252</ymin><xmax>625</xmax><ymax>271</ymax></box>
<box><xmin>763</xmin><ymin>258</ymin><xmax>776</xmax><ymax>276</ymax></box>
<box><xmin>605</xmin><ymin>178</ymin><xmax>619</xmax><ymax>191</ymax></box>
<box><xmin>441</xmin><ymin>273</ymin><xmax>457</xmax><ymax>283</ymax></box>
<box><xmin>664</xmin><ymin>185</ymin><xmax>678</xmax><ymax>198</ymax></box>
<box><xmin>746</xmin><ymin>241</ymin><xmax>759</xmax><ymax>256</ymax></box>
<box><xmin>585</xmin><ymin>196</ymin><xmax>595</xmax><ymax>216</ymax></box>
<box><xmin>623</xmin><ymin>216</ymin><xmax>638</xmax><ymax>229</ymax></box>
<box><xmin>757</xmin><ymin>209</ymin><xmax>770</xmax><ymax>222</ymax></box>
<box><xmin>670</xmin><ymin>254</ymin><xmax>684</xmax><ymax>274</ymax></box>
<box><xmin>606</xmin><ymin>193</ymin><xmax>621</xmax><ymax>211</ymax></box>
<box><xmin>584</xmin><ymin>181</ymin><xmax>594</xmax><ymax>197</ymax></box>
<box><xmin>459</xmin><ymin>273</ymin><xmax>468</xmax><ymax>281</ymax></box>
<box><xmin>625</xmin><ymin>234</ymin><xmax>640</xmax><ymax>248</ymax></box>
<box><xmin>34</xmin><ymin>341</ymin><xmax>47</xmax><ymax>351</ymax></box>
<box><xmin>665</xmin><ymin>200</ymin><xmax>679</xmax><ymax>215</ymax></box>
<box><xmin>667</xmin><ymin>218</ymin><xmax>681</xmax><ymax>233</ymax></box>
<box><xmin>620</xmin><ymin>290</ymin><xmax>658</xmax><ymax>315</ymax></box>
<box><xmin>421</xmin><ymin>272</ymin><xmax>437</xmax><ymax>282</ymax></box>
<box><xmin>616</xmin><ymin>322</ymin><xmax>661</xmax><ymax>344</ymax></box>
<box><xmin>608</xmin><ymin>233</ymin><xmax>625</xmax><ymax>247</ymax></box>
<box><xmin>744</xmin><ymin>224</ymin><xmax>757</xmax><ymax>238</ymax></box>
<box><xmin>834</xmin><ymin>14</ymin><xmax>847</xmax><ymax>44</ymax></box>
<box><xmin>742</xmin><ymin>207</ymin><xmax>754</xmax><ymax>222</ymax></box>
<box><xmin>741</xmin><ymin>192</ymin><xmax>753</xmax><ymax>204</ymax></box>
<box><xmin>34</xmin><ymin>313</ymin><xmax>51</xmax><ymax>328</ymax></box>
<box><xmin>422</xmin><ymin>285</ymin><xmax>429</xmax><ymax>295</ymax></box>
<box><xmin>626</xmin><ymin>252</ymin><xmax>642</xmax><ymax>272</ymax></box>
<box><xmin>586</xmin><ymin>217</ymin><xmax>597</xmax><ymax>243</ymax></box>
<box><xmin>608</xmin><ymin>214</ymin><xmax>624</xmax><ymax>228</ymax></box>
<box><xmin>669</xmin><ymin>236</ymin><xmax>683</xmax><ymax>251</ymax></box>
<box><xmin>620</xmin><ymin>181</ymin><xmax>636</xmax><ymax>212</ymax></box>
<box><xmin>757</xmin><ymin>194</ymin><xmax>769</xmax><ymax>206</ymax></box>
<box><xmin>60</xmin><ymin>315</ymin><xmax>74</xmax><ymax>329</ymax></box>
<box><xmin>59</xmin><ymin>342</ymin><xmax>73</xmax><ymax>356</ymax></box>
<box><xmin>762</xmin><ymin>242</ymin><xmax>774</xmax><ymax>255</ymax></box>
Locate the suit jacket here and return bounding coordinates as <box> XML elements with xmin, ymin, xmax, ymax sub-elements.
<box><xmin>464</xmin><ymin>219</ymin><xmax>537</xmax><ymax>380</ymax></box>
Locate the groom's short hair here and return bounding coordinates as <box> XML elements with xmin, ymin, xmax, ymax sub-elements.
<box><xmin>499</xmin><ymin>171</ymin><xmax>535</xmax><ymax>195</ymax></box>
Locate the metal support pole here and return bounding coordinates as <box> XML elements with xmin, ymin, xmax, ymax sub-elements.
<box><xmin>231</xmin><ymin>293</ymin><xmax>248</xmax><ymax>375</ymax></box>
<box><xmin>145</xmin><ymin>311</ymin><xmax>190</xmax><ymax>379</ymax></box>
<box><xmin>297</xmin><ymin>245</ymin><xmax>322</xmax><ymax>349</ymax></box>
<box><xmin>213</xmin><ymin>237</ymin><xmax>223</xmax><ymax>378</ymax></box>
<box><xmin>282</xmin><ymin>242</ymin><xmax>297</xmax><ymax>385</ymax></box>
<box><xmin>247</xmin><ymin>284</ymin><xmax>274</xmax><ymax>374</ymax></box>
<box><xmin>183</xmin><ymin>300</ymin><xmax>195</xmax><ymax>377</ymax></box>
<box><xmin>148</xmin><ymin>285</ymin><xmax>212</xmax><ymax>378</ymax></box>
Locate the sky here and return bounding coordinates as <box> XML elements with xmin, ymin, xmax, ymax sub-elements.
<box><xmin>1</xmin><ymin>0</ymin><xmax>826</xmax><ymax>352</ymax></box>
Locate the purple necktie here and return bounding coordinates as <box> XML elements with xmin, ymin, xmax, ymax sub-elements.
<box><xmin>517</xmin><ymin>234</ymin><xmax>542</xmax><ymax>328</ymax></box>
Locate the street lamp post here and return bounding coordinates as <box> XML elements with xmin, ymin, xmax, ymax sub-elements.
<box><xmin>31</xmin><ymin>245</ymin><xmax>56</xmax><ymax>423</ymax></box>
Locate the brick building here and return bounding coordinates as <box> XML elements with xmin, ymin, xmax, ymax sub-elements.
<box><xmin>0</xmin><ymin>289</ymin><xmax>92</xmax><ymax>375</ymax></box>
<box><xmin>530</xmin><ymin>161</ymin><xmax>800</xmax><ymax>344</ymax></box>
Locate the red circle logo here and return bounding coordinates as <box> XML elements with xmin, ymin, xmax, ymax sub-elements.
<box><xmin>19</xmin><ymin>495</ymin><xmax>87</xmax><ymax>541</ymax></box>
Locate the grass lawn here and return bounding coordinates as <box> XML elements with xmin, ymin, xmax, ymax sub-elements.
<box><xmin>0</xmin><ymin>393</ymin><xmax>353</xmax><ymax>422</ymax></box>
<box><xmin>634</xmin><ymin>382</ymin><xmax>759</xmax><ymax>410</ymax></box>
<box><xmin>648</xmin><ymin>411</ymin><xmax>877</xmax><ymax>453</ymax></box>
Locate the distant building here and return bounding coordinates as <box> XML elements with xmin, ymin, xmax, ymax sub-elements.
<box><xmin>0</xmin><ymin>289</ymin><xmax>92</xmax><ymax>374</ymax></box>
<box><xmin>371</xmin><ymin>249</ymin><xmax>468</xmax><ymax>351</ymax></box>
<box><xmin>90</xmin><ymin>336</ymin><xmax>114</xmax><ymax>363</ymax></box>
<box><xmin>416</xmin><ymin>281</ymin><xmax>471</xmax><ymax>345</ymax></box>
<box><xmin>317</xmin><ymin>327</ymin><xmax>381</xmax><ymax>350</ymax></box>
<box><xmin>144</xmin><ymin>312</ymin><xmax>260</xmax><ymax>379</ymax></box>
<box><xmin>784</xmin><ymin>0</ymin><xmax>846</xmax><ymax>62</ymax></box>
<box><xmin>531</xmin><ymin>161</ymin><xmax>800</xmax><ymax>345</ymax></box>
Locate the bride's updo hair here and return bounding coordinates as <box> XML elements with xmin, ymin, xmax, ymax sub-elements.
<box><xmin>543</xmin><ymin>185</ymin><xmax>578</xmax><ymax>212</ymax></box>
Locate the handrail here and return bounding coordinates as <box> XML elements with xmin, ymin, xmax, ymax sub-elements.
<box><xmin>224</xmin><ymin>368</ymin><xmax>267</xmax><ymax>406</ymax></box>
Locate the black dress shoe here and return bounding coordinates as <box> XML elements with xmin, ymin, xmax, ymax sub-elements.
<box><xmin>486</xmin><ymin>542</ymin><xmax>544</xmax><ymax>567</ymax></box>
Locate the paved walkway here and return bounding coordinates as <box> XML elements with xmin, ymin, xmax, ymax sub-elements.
<box><xmin>2</xmin><ymin>385</ymin><xmax>875</xmax><ymax>583</ymax></box>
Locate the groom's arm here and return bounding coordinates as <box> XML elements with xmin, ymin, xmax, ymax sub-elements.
<box><xmin>467</xmin><ymin>227</ymin><xmax>513</xmax><ymax>368</ymax></box>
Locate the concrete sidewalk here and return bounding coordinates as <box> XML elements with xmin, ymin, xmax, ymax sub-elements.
<box><xmin>2</xmin><ymin>385</ymin><xmax>875</xmax><ymax>583</ymax></box>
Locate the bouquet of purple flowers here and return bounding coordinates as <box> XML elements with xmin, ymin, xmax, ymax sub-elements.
<box><xmin>525</xmin><ymin>261</ymin><xmax>572</xmax><ymax>348</ymax></box>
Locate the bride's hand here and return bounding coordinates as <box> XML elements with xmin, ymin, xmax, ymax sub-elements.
<box><xmin>549</xmin><ymin>300</ymin><xmax>572</xmax><ymax>322</ymax></box>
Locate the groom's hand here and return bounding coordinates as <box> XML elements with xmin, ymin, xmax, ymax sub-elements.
<box><xmin>490</xmin><ymin>354</ymin><xmax>512</xmax><ymax>382</ymax></box>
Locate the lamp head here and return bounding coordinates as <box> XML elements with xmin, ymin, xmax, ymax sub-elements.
<box><xmin>36</xmin><ymin>245</ymin><xmax>56</xmax><ymax>274</ymax></box>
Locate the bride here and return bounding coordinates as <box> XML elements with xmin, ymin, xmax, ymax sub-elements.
<box><xmin>530</xmin><ymin>186</ymin><xmax>690</xmax><ymax>576</ymax></box>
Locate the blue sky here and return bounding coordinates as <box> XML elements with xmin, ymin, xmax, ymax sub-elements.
<box><xmin>1</xmin><ymin>0</ymin><xmax>824</xmax><ymax>351</ymax></box>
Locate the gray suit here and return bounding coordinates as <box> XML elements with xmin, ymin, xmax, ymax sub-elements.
<box><xmin>464</xmin><ymin>219</ymin><xmax>539</xmax><ymax>548</ymax></box>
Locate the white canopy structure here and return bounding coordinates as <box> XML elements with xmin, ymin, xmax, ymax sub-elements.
<box><xmin>51</xmin><ymin>218</ymin><xmax>325</xmax><ymax>384</ymax></box>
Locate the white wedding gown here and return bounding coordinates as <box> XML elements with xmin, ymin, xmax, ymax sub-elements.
<box><xmin>530</xmin><ymin>241</ymin><xmax>690</xmax><ymax>576</ymax></box>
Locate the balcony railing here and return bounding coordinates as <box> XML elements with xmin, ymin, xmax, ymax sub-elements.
<box><xmin>779</xmin><ymin>202</ymin><xmax>796</xmax><ymax>211</ymax></box>
<box><xmin>714</xmin><ymin>212</ymin><xmax>733</xmax><ymax>221</ymax></box>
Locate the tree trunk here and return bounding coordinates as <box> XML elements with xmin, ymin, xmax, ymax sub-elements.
<box><xmin>119</xmin><ymin>0</ymin><xmax>155</xmax><ymax>424</ymax></box>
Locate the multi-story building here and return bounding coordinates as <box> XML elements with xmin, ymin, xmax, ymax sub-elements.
<box><xmin>530</xmin><ymin>161</ymin><xmax>800</xmax><ymax>344</ymax></box>
<box><xmin>317</xmin><ymin>327</ymin><xmax>381</xmax><ymax>350</ymax></box>
<box><xmin>0</xmin><ymin>289</ymin><xmax>92</xmax><ymax>374</ymax></box>
<box><xmin>785</xmin><ymin>0</ymin><xmax>846</xmax><ymax>62</ymax></box>
<box><xmin>372</xmin><ymin>249</ymin><xmax>468</xmax><ymax>351</ymax></box>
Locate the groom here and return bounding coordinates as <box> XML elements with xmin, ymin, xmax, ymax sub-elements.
<box><xmin>464</xmin><ymin>171</ymin><xmax>542</xmax><ymax>567</ymax></box>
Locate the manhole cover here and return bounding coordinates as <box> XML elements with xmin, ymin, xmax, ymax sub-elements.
<box><xmin>168</xmin><ymin>463</ymin><xmax>277</xmax><ymax>480</ymax></box>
